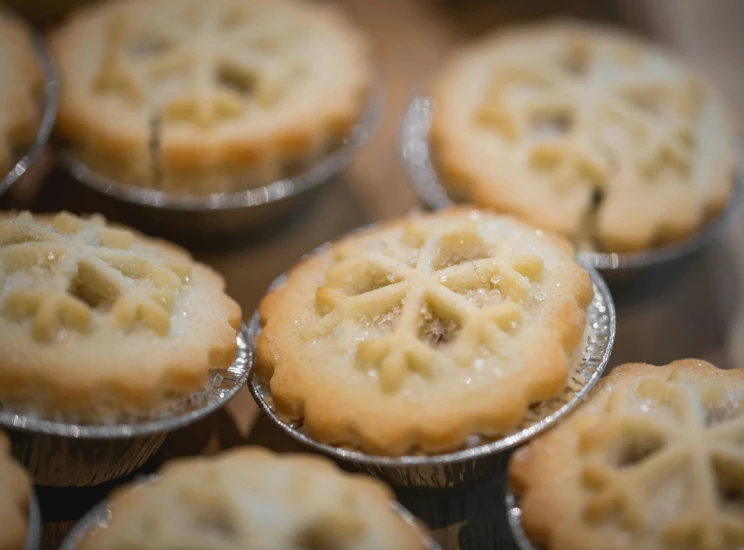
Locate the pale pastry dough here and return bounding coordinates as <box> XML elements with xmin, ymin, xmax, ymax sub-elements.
<box><xmin>431</xmin><ymin>21</ymin><xmax>737</xmax><ymax>252</ymax></box>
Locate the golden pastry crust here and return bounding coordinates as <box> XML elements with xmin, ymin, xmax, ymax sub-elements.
<box><xmin>79</xmin><ymin>447</ymin><xmax>427</xmax><ymax>550</ymax></box>
<box><xmin>509</xmin><ymin>359</ymin><xmax>744</xmax><ymax>550</ymax></box>
<box><xmin>430</xmin><ymin>20</ymin><xmax>737</xmax><ymax>253</ymax></box>
<box><xmin>256</xmin><ymin>208</ymin><xmax>593</xmax><ymax>455</ymax></box>
<box><xmin>0</xmin><ymin>211</ymin><xmax>242</xmax><ymax>418</ymax></box>
<box><xmin>0</xmin><ymin>12</ymin><xmax>43</xmax><ymax>175</ymax></box>
<box><xmin>0</xmin><ymin>432</ymin><xmax>30</xmax><ymax>550</ymax></box>
<box><xmin>51</xmin><ymin>0</ymin><xmax>371</xmax><ymax>194</ymax></box>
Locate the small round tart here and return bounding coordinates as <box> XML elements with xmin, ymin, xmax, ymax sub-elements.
<box><xmin>256</xmin><ymin>209</ymin><xmax>593</xmax><ymax>456</ymax></box>
<box><xmin>0</xmin><ymin>431</ymin><xmax>31</xmax><ymax>550</ymax></box>
<box><xmin>509</xmin><ymin>359</ymin><xmax>744</xmax><ymax>550</ymax></box>
<box><xmin>52</xmin><ymin>0</ymin><xmax>371</xmax><ymax>194</ymax></box>
<box><xmin>0</xmin><ymin>211</ymin><xmax>241</xmax><ymax>419</ymax></box>
<box><xmin>78</xmin><ymin>447</ymin><xmax>427</xmax><ymax>550</ymax></box>
<box><xmin>430</xmin><ymin>20</ymin><xmax>737</xmax><ymax>253</ymax></box>
<box><xmin>0</xmin><ymin>11</ymin><xmax>43</xmax><ymax>176</ymax></box>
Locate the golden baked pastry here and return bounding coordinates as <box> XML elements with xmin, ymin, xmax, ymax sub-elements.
<box><xmin>0</xmin><ymin>12</ymin><xmax>43</xmax><ymax>176</ymax></box>
<box><xmin>510</xmin><ymin>359</ymin><xmax>744</xmax><ymax>550</ymax></box>
<box><xmin>0</xmin><ymin>211</ymin><xmax>241</xmax><ymax>419</ymax></box>
<box><xmin>0</xmin><ymin>431</ymin><xmax>31</xmax><ymax>550</ymax></box>
<box><xmin>52</xmin><ymin>0</ymin><xmax>371</xmax><ymax>194</ymax></box>
<box><xmin>79</xmin><ymin>447</ymin><xmax>428</xmax><ymax>550</ymax></box>
<box><xmin>430</xmin><ymin>21</ymin><xmax>737</xmax><ymax>253</ymax></box>
<box><xmin>256</xmin><ymin>209</ymin><xmax>593</xmax><ymax>455</ymax></box>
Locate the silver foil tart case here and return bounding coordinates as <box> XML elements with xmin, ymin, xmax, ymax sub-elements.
<box><xmin>247</xmin><ymin>266</ymin><xmax>616</xmax><ymax>489</ymax></box>
<box><xmin>401</xmin><ymin>96</ymin><xmax>744</xmax><ymax>277</ymax></box>
<box><xmin>506</xmin><ymin>489</ymin><xmax>540</xmax><ymax>550</ymax></box>
<box><xmin>0</xmin><ymin>24</ymin><xmax>58</xmax><ymax>197</ymax></box>
<box><xmin>60</xmin><ymin>90</ymin><xmax>381</xmax><ymax>236</ymax></box>
<box><xmin>24</xmin><ymin>492</ymin><xmax>42</xmax><ymax>550</ymax></box>
<box><xmin>59</xmin><ymin>474</ymin><xmax>443</xmax><ymax>550</ymax></box>
<box><xmin>0</xmin><ymin>323</ymin><xmax>251</xmax><ymax>487</ymax></box>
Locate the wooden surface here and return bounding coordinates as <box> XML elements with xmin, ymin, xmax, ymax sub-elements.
<box><xmin>3</xmin><ymin>0</ymin><xmax>744</xmax><ymax>548</ymax></box>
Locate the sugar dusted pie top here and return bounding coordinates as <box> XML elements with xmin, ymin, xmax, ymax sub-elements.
<box><xmin>0</xmin><ymin>212</ymin><xmax>241</xmax><ymax>418</ymax></box>
<box><xmin>510</xmin><ymin>359</ymin><xmax>744</xmax><ymax>550</ymax></box>
<box><xmin>430</xmin><ymin>20</ymin><xmax>737</xmax><ymax>253</ymax></box>
<box><xmin>256</xmin><ymin>209</ymin><xmax>593</xmax><ymax>455</ymax></box>
<box><xmin>0</xmin><ymin>432</ymin><xmax>30</xmax><ymax>550</ymax></box>
<box><xmin>79</xmin><ymin>447</ymin><xmax>427</xmax><ymax>550</ymax></box>
<box><xmin>52</xmin><ymin>0</ymin><xmax>371</xmax><ymax>193</ymax></box>
<box><xmin>0</xmin><ymin>12</ymin><xmax>43</xmax><ymax>176</ymax></box>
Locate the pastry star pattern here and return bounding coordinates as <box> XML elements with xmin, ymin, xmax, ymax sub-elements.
<box><xmin>94</xmin><ymin>0</ymin><xmax>303</xmax><ymax>127</ymax></box>
<box><xmin>0</xmin><ymin>212</ymin><xmax>191</xmax><ymax>341</ymax></box>
<box><xmin>311</xmin><ymin>220</ymin><xmax>544</xmax><ymax>393</ymax></box>
<box><xmin>579</xmin><ymin>370</ymin><xmax>744</xmax><ymax>549</ymax></box>
<box><xmin>476</xmin><ymin>36</ymin><xmax>700</xmax><ymax>193</ymax></box>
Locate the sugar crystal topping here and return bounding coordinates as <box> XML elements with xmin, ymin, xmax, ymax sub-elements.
<box><xmin>310</xmin><ymin>220</ymin><xmax>546</xmax><ymax>393</ymax></box>
<box><xmin>0</xmin><ymin>212</ymin><xmax>192</xmax><ymax>341</ymax></box>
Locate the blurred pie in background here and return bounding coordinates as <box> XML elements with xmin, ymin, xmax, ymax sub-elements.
<box><xmin>50</xmin><ymin>0</ymin><xmax>371</xmax><ymax>195</ymax></box>
<box><xmin>429</xmin><ymin>20</ymin><xmax>737</xmax><ymax>253</ymax></box>
<box><xmin>0</xmin><ymin>11</ymin><xmax>43</xmax><ymax>177</ymax></box>
<box><xmin>78</xmin><ymin>448</ymin><xmax>430</xmax><ymax>550</ymax></box>
<box><xmin>0</xmin><ymin>431</ymin><xmax>31</xmax><ymax>550</ymax></box>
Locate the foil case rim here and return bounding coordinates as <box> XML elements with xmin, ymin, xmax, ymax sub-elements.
<box><xmin>60</xmin><ymin>88</ymin><xmax>383</xmax><ymax>212</ymax></box>
<box><xmin>0</xmin><ymin>323</ymin><xmax>251</xmax><ymax>439</ymax></box>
